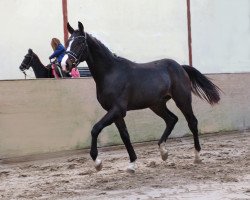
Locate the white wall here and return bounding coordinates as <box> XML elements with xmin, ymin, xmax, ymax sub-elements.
<box><xmin>191</xmin><ymin>0</ymin><xmax>250</xmax><ymax>73</ymax></box>
<box><xmin>0</xmin><ymin>0</ymin><xmax>249</xmax><ymax>80</ymax></box>
<box><xmin>68</xmin><ymin>0</ymin><xmax>189</xmax><ymax>64</ymax></box>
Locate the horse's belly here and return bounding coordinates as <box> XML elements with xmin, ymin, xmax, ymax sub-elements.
<box><xmin>127</xmin><ymin>73</ymin><xmax>171</xmax><ymax>110</ymax></box>
<box><xmin>127</xmin><ymin>92</ymin><xmax>169</xmax><ymax>110</ymax></box>
<box><xmin>127</xmin><ymin>102</ymin><xmax>153</xmax><ymax>110</ymax></box>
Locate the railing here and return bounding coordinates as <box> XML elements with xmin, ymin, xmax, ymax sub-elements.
<box><xmin>78</xmin><ymin>67</ymin><xmax>92</xmax><ymax>77</ymax></box>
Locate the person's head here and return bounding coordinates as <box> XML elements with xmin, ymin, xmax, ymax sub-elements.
<box><xmin>51</xmin><ymin>38</ymin><xmax>61</xmax><ymax>51</ymax></box>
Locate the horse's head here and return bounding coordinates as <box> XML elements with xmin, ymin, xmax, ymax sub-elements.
<box><xmin>19</xmin><ymin>49</ymin><xmax>34</xmax><ymax>72</ymax></box>
<box><xmin>61</xmin><ymin>21</ymin><xmax>89</xmax><ymax>73</ymax></box>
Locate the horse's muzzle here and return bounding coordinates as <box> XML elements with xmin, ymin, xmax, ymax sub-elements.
<box><xmin>19</xmin><ymin>65</ymin><xmax>25</xmax><ymax>71</ymax></box>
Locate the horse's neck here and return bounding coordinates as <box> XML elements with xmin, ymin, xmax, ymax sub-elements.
<box><xmin>86</xmin><ymin>34</ymin><xmax>116</xmax><ymax>82</ymax></box>
<box><xmin>31</xmin><ymin>54</ymin><xmax>48</xmax><ymax>78</ymax></box>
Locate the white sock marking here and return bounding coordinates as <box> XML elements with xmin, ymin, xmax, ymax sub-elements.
<box><xmin>127</xmin><ymin>161</ymin><xmax>136</xmax><ymax>173</ymax></box>
<box><xmin>159</xmin><ymin>142</ymin><xmax>168</xmax><ymax>161</ymax></box>
<box><xmin>159</xmin><ymin>142</ymin><xmax>167</xmax><ymax>153</ymax></box>
<box><xmin>195</xmin><ymin>150</ymin><xmax>200</xmax><ymax>160</ymax></box>
<box><xmin>95</xmin><ymin>158</ymin><xmax>102</xmax><ymax>167</ymax></box>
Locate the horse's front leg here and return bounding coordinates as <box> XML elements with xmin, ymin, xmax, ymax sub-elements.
<box><xmin>90</xmin><ymin>107</ymin><xmax>123</xmax><ymax>171</ymax></box>
<box><xmin>115</xmin><ymin>118</ymin><xmax>137</xmax><ymax>173</ymax></box>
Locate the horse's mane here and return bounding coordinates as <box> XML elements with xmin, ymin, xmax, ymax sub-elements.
<box><xmin>87</xmin><ymin>33</ymin><xmax>132</xmax><ymax>63</ymax></box>
<box><xmin>31</xmin><ymin>51</ymin><xmax>43</xmax><ymax>65</ymax></box>
<box><xmin>30</xmin><ymin>50</ymin><xmax>51</xmax><ymax>71</ymax></box>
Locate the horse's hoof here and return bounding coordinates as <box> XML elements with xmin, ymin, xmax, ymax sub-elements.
<box><xmin>126</xmin><ymin>167</ymin><xmax>135</xmax><ymax>174</ymax></box>
<box><xmin>194</xmin><ymin>158</ymin><xmax>202</xmax><ymax>164</ymax></box>
<box><xmin>161</xmin><ymin>150</ymin><xmax>168</xmax><ymax>161</ymax></box>
<box><xmin>126</xmin><ymin>162</ymin><xmax>136</xmax><ymax>174</ymax></box>
<box><xmin>159</xmin><ymin>143</ymin><xmax>168</xmax><ymax>161</ymax></box>
<box><xmin>94</xmin><ymin>159</ymin><xmax>103</xmax><ymax>171</ymax></box>
<box><xmin>194</xmin><ymin>150</ymin><xmax>202</xmax><ymax>164</ymax></box>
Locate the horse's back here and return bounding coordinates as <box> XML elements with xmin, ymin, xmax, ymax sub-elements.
<box><xmin>123</xmin><ymin>60</ymin><xmax>170</xmax><ymax>109</ymax></box>
<box><xmin>125</xmin><ymin>59</ymin><xmax>190</xmax><ymax>109</ymax></box>
<box><xmin>131</xmin><ymin>58</ymin><xmax>188</xmax><ymax>85</ymax></box>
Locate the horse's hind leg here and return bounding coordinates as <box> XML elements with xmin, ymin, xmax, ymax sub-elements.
<box><xmin>115</xmin><ymin>118</ymin><xmax>137</xmax><ymax>173</ymax></box>
<box><xmin>150</xmin><ymin>103</ymin><xmax>178</xmax><ymax>161</ymax></box>
<box><xmin>173</xmin><ymin>92</ymin><xmax>202</xmax><ymax>164</ymax></box>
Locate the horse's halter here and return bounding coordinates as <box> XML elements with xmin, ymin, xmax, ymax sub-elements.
<box><xmin>65</xmin><ymin>33</ymin><xmax>88</xmax><ymax>67</ymax></box>
<box><xmin>20</xmin><ymin>54</ymin><xmax>33</xmax><ymax>71</ymax></box>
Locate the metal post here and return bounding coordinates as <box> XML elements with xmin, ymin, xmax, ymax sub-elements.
<box><xmin>62</xmin><ymin>0</ymin><xmax>69</xmax><ymax>46</ymax></box>
<box><xmin>187</xmin><ymin>0</ymin><xmax>193</xmax><ymax>66</ymax></box>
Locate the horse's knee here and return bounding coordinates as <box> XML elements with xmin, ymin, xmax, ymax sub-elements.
<box><xmin>91</xmin><ymin>124</ymin><xmax>102</xmax><ymax>138</ymax></box>
<box><xmin>120</xmin><ymin>131</ymin><xmax>131</xmax><ymax>142</ymax></box>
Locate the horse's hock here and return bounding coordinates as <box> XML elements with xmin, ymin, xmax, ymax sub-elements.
<box><xmin>0</xmin><ymin>73</ymin><xmax>249</xmax><ymax>159</ymax></box>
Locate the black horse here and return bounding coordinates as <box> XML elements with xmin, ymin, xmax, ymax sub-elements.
<box><xmin>62</xmin><ymin>22</ymin><xmax>221</xmax><ymax>173</ymax></box>
<box><xmin>20</xmin><ymin>49</ymin><xmax>68</xmax><ymax>78</ymax></box>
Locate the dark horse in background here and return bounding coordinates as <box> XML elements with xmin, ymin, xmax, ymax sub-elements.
<box><xmin>62</xmin><ymin>22</ymin><xmax>221</xmax><ymax>173</ymax></box>
<box><xmin>19</xmin><ymin>49</ymin><xmax>69</xmax><ymax>78</ymax></box>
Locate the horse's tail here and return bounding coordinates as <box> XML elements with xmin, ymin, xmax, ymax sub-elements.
<box><xmin>182</xmin><ymin>65</ymin><xmax>221</xmax><ymax>105</ymax></box>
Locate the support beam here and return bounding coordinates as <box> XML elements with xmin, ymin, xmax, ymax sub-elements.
<box><xmin>62</xmin><ymin>0</ymin><xmax>68</xmax><ymax>46</ymax></box>
<box><xmin>187</xmin><ymin>0</ymin><xmax>193</xmax><ymax>66</ymax></box>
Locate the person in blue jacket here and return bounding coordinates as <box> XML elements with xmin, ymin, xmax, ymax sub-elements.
<box><xmin>49</xmin><ymin>38</ymin><xmax>66</xmax><ymax>65</ymax></box>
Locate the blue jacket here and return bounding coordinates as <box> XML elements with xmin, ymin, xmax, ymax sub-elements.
<box><xmin>49</xmin><ymin>44</ymin><xmax>65</xmax><ymax>63</ymax></box>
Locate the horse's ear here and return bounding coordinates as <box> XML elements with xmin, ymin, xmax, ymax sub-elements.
<box><xmin>78</xmin><ymin>21</ymin><xmax>84</xmax><ymax>34</ymax></box>
<box><xmin>28</xmin><ymin>49</ymin><xmax>33</xmax><ymax>54</ymax></box>
<box><xmin>67</xmin><ymin>22</ymin><xmax>74</xmax><ymax>34</ymax></box>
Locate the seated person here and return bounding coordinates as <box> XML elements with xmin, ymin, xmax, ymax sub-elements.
<box><xmin>49</xmin><ymin>38</ymin><xmax>80</xmax><ymax>78</ymax></box>
<box><xmin>49</xmin><ymin>38</ymin><xmax>65</xmax><ymax>65</ymax></box>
